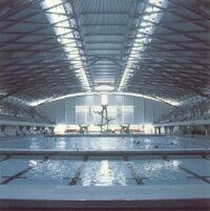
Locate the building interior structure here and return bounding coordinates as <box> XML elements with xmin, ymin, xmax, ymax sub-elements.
<box><xmin>0</xmin><ymin>0</ymin><xmax>210</xmax><ymax>210</ymax></box>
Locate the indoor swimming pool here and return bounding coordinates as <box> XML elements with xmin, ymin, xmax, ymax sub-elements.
<box><xmin>0</xmin><ymin>135</ymin><xmax>210</xmax><ymax>151</ymax></box>
<box><xmin>0</xmin><ymin>156</ymin><xmax>210</xmax><ymax>186</ymax></box>
<box><xmin>0</xmin><ymin>135</ymin><xmax>210</xmax><ymax>187</ymax></box>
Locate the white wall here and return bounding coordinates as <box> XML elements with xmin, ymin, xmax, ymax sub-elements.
<box><xmin>35</xmin><ymin>94</ymin><xmax>173</xmax><ymax>125</ymax></box>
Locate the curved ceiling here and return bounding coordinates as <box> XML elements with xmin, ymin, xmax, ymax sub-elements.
<box><xmin>0</xmin><ymin>0</ymin><xmax>210</xmax><ymax>103</ymax></box>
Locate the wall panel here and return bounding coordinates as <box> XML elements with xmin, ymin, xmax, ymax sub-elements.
<box><xmin>134</xmin><ymin>97</ymin><xmax>144</xmax><ymax>124</ymax></box>
<box><xmin>65</xmin><ymin>98</ymin><xmax>75</xmax><ymax>124</ymax></box>
<box><xmin>35</xmin><ymin>94</ymin><xmax>173</xmax><ymax>125</ymax></box>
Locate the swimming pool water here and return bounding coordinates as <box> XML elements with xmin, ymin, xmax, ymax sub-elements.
<box><xmin>0</xmin><ymin>136</ymin><xmax>209</xmax><ymax>150</ymax></box>
<box><xmin>0</xmin><ymin>156</ymin><xmax>210</xmax><ymax>186</ymax></box>
<box><xmin>0</xmin><ymin>135</ymin><xmax>210</xmax><ymax>187</ymax></box>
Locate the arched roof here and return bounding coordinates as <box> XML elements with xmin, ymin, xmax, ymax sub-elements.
<box><xmin>0</xmin><ymin>0</ymin><xmax>210</xmax><ymax>103</ymax></box>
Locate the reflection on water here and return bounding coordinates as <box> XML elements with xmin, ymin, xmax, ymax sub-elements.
<box><xmin>96</xmin><ymin>160</ymin><xmax>114</xmax><ymax>186</ymax></box>
<box><xmin>56</xmin><ymin>140</ymin><xmax>66</xmax><ymax>150</ymax></box>
<box><xmin>29</xmin><ymin>160</ymin><xmax>38</xmax><ymax>167</ymax></box>
<box><xmin>81</xmin><ymin>160</ymin><xmax>131</xmax><ymax>186</ymax></box>
<box><xmin>81</xmin><ymin>160</ymin><xmax>114</xmax><ymax>186</ymax></box>
<box><xmin>0</xmin><ymin>136</ymin><xmax>209</xmax><ymax>186</ymax></box>
<box><xmin>1</xmin><ymin>157</ymin><xmax>208</xmax><ymax>186</ymax></box>
<box><xmin>0</xmin><ymin>136</ymin><xmax>210</xmax><ymax>151</ymax></box>
<box><xmin>129</xmin><ymin>159</ymin><xmax>188</xmax><ymax>185</ymax></box>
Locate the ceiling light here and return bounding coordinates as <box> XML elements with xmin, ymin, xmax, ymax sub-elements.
<box><xmin>40</xmin><ymin>0</ymin><xmax>90</xmax><ymax>90</ymax></box>
<box><xmin>95</xmin><ymin>85</ymin><xmax>114</xmax><ymax>91</ymax></box>
<box><xmin>118</xmin><ymin>0</ymin><xmax>168</xmax><ymax>91</ymax></box>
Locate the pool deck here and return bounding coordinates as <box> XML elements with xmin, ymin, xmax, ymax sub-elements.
<box><xmin>45</xmin><ymin>133</ymin><xmax>165</xmax><ymax>137</ymax></box>
<box><xmin>0</xmin><ymin>149</ymin><xmax>210</xmax><ymax>157</ymax></box>
<box><xmin>0</xmin><ymin>185</ymin><xmax>209</xmax><ymax>210</ymax></box>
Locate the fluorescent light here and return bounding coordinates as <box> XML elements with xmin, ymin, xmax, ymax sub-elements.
<box><xmin>40</xmin><ymin>0</ymin><xmax>90</xmax><ymax>90</ymax></box>
<box><xmin>118</xmin><ymin>0</ymin><xmax>168</xmax><ymax>91</ymax></box>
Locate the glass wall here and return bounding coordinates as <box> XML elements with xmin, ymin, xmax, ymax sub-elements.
<box><xmin>36</xmin><ymin>94</ymin><xmax>173</xmax><ymax>126</ymax></box>
<box><xmin>75</xmin><ymin>95</ymin><xmax>134</xmax><ymax>125</ymax></box>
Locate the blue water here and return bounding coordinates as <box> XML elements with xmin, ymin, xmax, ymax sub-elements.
<box><xmin>0</xmin><ymin>136</ymin><xmax>210</xmax><ymax>186</ymax></box>
<box><xmin>1</xmin><ymin>156</ymin><xmax>209</xmax><ymax>186</ymax></box>
<box><xmin>0</xmin><ymin>136</ymin><xmax>209</xmax><ymax>150</ymax></box>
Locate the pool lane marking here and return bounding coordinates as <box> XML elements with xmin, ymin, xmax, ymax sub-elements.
<box><xmin>0</xmin><ymin>157</ymin><xmax>48</xmax><ymax>185</ymax></box>
<box><xmin>162</xmin><ymin>157</ymin><xmax>210</xmax><ymax>184</ymax></box>
<box><xmin>69</xmin><ymin>157</ymin><xmax>88</xmax><ymax>185</ymax></box>
<box><xmin>178</xmin><ymin>165</ymin><xmax>210</xmax><ymax>184</ymax></box>
<box><xmin>201</xmin><ymin>155</ymin><xmax>210</xmax><ymax>160</ymax></box>
<box><xmin>0</xmin><ymin>155</ymin><xmax>10</xmax><ymax>162</ymax></box>
<box><xmin>69</xmin><ymin>164</ymin><xmax>86</xmax><ymax>185</ymax></box>
<box><xmin>123</xmin><ymin>156</ymin><xmax>145</xmax><ymax>185</ymax></box>
<box><xmin>1</xmin><ymin>176</ymin><xmax>27</xmax><ymax>179</ymax></box>
<box><xmin>162</xmin><ymin>155</ymin><xmax>170</xmax><ymax>161</ymax></box>
<box><xmin>0</xmin><ymin>166</ymin><xmax>35</xmax><ymax>185</ymax></box>
<box><xmin>187</xmin><ymin>176</ymin><xmax>210</xmax><ymax>179</ymax></box>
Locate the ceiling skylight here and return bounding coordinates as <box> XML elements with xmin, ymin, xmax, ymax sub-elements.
<box><xmin>40</xmin><ymin>0</ymin><xmax>90</xmax><ymax>90</ymax></box>
<box><xmin>118</xmin><ymin>0</ymin><xmax>168</xmax><ymax>91</ymax></box>
<box><xmin>95</xmin><ymin>85</ymin><xmax>114</xmax><ymax>91</ymax></box>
